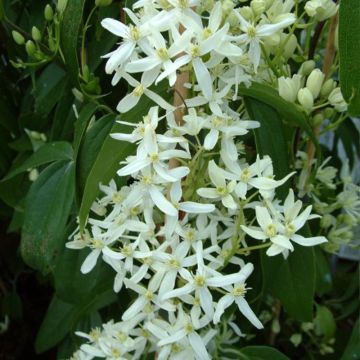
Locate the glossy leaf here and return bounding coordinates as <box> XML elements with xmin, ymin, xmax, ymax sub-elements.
<box><xmin>76</xmin><ymin>113</ymin><xmax>115</xmax><ymax>200</ymax></box>
<box><xmin>245</xmin><ymin>98</ymin><xmax>315</xmax><ymax>321</ymax></box>
<box><xmin>339</xmin><ymin>0</ymin><xmax>360</xmax><ymax>116</ymax></box>
<box><xmin>244</xmin><ymin>97</ymin><xmax>291</xmax><ymax>200</ymax></box>
<box><xmin>2</xmin><ymin>141</ymin><xmax>73</xmax><ymax>181</ymax></box>
<box><xmin>21</xmin><ymin>160</ymin><xmax>75</xmax><ymax>274</ymax></box>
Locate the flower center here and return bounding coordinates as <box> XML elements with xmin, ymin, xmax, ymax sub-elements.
<box><xmin>203</xmin><ymin>27</ymin><xmax>212</xmax><ymax>39</ymax></box>
<box><xmin>216</xmin><ymin>186</ymin><xmax>228</xmax><ymax>196</ymax></box>
<box><xmin>144</xmin><ymin>290</ymin><xmax>154</xmax><ymax>301</ymax></box>
<box><xmin>233</xmin><ymin>284</ymin><xmax>247</xmax><ymax>297</ymax></box>
<box><xmin>265</xmin><ymin>224</ymin><xmax>277</xmax><ymax>238</ymax></box>
<box><xmin>168</xmin><ymin>258</ymin><xmax>180</xmax><ymax>268</ymax></box>
<box><xmin>285</xmin><ymin>223</ymin><xmax>295</xmax><ymax>236</ymax></box>
<box><xmin>240</xmin><ymin>168</ymin><xmax>251</xmax><ymax>182</ymax></box>
<box><xmin>133</xmin><ymin>84</ymin><xmax>144</xmax><ymax>97</ymax></box>
<box><xmin>247</xmin><ymin>26</ymin><xmax>257</xmax><ymax>39</ymax></box>
<box><xmin>156</xmin><ymin>47</ymin><xmax>169</xmax><ymax>60</ymax></box>
<box><xmin>112</xmin><ymin>191</ymin><xmax>123</xmax><ymax>203</ymax></box>
<box><xmin>129</xmin><ymin>25</ymin><xmax>141</xmax><ymax>41</ymax></box>
<box><xmin>194</xmin><ymin>275</ymin><xmax>206</xmax><ymax>287</ymax></box>
<box><xmin>190</xmin><ymin>44</ymin><xmax>201</xmax><ymax>58</ymax></box>
<box><xmin>121</xmin><ymin>245</ymin><xmax>133</xmax><ymax>257</ymax></box>
<box><xmin>91</xmin><ymin>238</ymin><xmax>103</xmax><ymax>249</ymax></box>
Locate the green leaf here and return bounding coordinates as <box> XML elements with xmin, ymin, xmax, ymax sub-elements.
<box><xmin>245</xmin><ymin>98</ymin><xmax>315</xmax><ymax>321</ymax></box>
<box><xmin>50</xmin><ymin>81</ymin><xmax>77</xmax><ymax>141</ymax></box>
<box><xmin>34</xmin><ymin>63</ymin><xmax>67</xmax><ymax>117</ymax></box>
<box><xmin>239</xmin><ymin>82</ymin><xmax>318</xmax><ymax>149</ymax></box>
<box><xmin>73</xmin><ymin>103</ymin><xmax>98</xmax><ymax>160</ymax></box>
<box><xmin>261</xmin><ymin>245</ymin><xmax>315</xmax><ymax>321</ymax></box>
<box><xmin>314</xmin><ymin>305</ymin><xmax>336</xmax><ymax>341</ymax></box>
<box><xmin>240</xmin><ymin>346</ymin><xmax>290</xmax><ymax>360</ymax></box>
<box><xmin>341</xmin><ymin>317</ymin><xmax>360</xmax><ymax>360</ymax></box>
<box><xmin>76</xmin><ymin>113</ymin><xmax>115</xmax><ymax>200</ymax></box>
<box><xmin>61</xmin><ymin>0</ymin><xmax>85</xmax><ymax>86</ymax></box>
<box><xmin>314</xmin><ymin>247</ymin><xmax>332</xmax><ymax>296</ymax></box>
<box><xmin>244</xmin><ymin>97</ymin><xmax>291</xmax><ymax>200</ymax></box>
<box><xmin>35</xmin><ymin>290</ymin><xmax>116</xmax><ymax>354</ymax></box>
<box><xmin>54</xmin><ymin>247</ymin><xmax>114</xmax><ymax>305</ymax></box>
<box><xmin>2</xmin><ymin>141</ymin><xmax>73</xmax><ymax>181</ymax></box>
<box><xmin>339</xmin><ymin>0</ymin><xmax>360</xmax><ymax>116</ymax></box>
<box><xmin>21</xmin><ymin>160</ymin><xmax>75</xmax><ymax>274</ymax></box>
<box><xmin>35</xmin><ymin>296</ymin><xmax>77</xmax><ymax>354</ymax></box>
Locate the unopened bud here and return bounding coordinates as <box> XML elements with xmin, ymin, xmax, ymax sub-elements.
<box><xmin>44</xmin><ymin>4</ymin><xmax>54</xmax><ymax>21</ymax></box>
<box><xmin>323</xmin><ymin>107</ymin><xmax>335</xmax><ymax>118</ymax></box>
<box><xmin>32</xmin><ymin>26</ymin><xmax>42</xmax><ymax>42</ymax></box>
<box><xmin>12</xmin><ymin>30</ymin><xmax>25</xmax><ymax>45</ymax></box>
<box><xmin>278</xmin><ymin>74</ymin><xmax>301</xmax><ymax>103</ymax></box>
<box><xmin>311</xmin><ymin>113</ymin><xmax>324</xmax><ymax>127</ymax></box>
<box><xmin>297</xmin><ymin>88</ymin><xmax>314</xmax><ymax>112</ymax></box>
<box><xmin>28</xmin><ymin>169</ymin><xmax>39</xmax><ymax>182</ymax></box>
<box><xmin>328</xmin><ymin>88</ymin><xmax>347</xmax><ymax>112</ymax></box>
<box><xmin>298</xmin><ymin>60</ymin><xmax>315</xmax><ymax>76</ymax></box>
<box><xmin>57</xmin><ymin>0</ymin><xmax>68</xmax><ymax>14</ymax></box>
<box><xmin>222</xmin><ymin>0</ymin><xmax>235</xmax><ymax>15</ymax></box>
<box><xmin>320</xmin><ymin>78</ymin><xmax>336</xmax><ymax>98</ymax></box>
<box><xmin>320</xmin><ymin>214</ymin><xmax>333</xmax><ymax>229</ymax></box>
<box><xmin>251</xmin><ymin>0</ymin><xmax>266</xmax><ymax>15</ymax></box>
<box><xmin>95</xmin><ymin>0</ymin><xmax>113</xmax><ymax>6</ymax></box>
<box><xmin>306</xmin><ymin>69</ymin><xmax>325</xmax><ymax>99</ymax></box>
<box><xmin>239</xmin><ymin>6</ymin><xmax>253</xmax><ymax>20</ymax></box>
<box><xmin>25</xmin><ymin>40</ymin><xmax>36</xmax><ymax>57</ymax></box>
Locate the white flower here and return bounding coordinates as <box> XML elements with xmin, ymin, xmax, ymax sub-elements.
<box><xmin>232</xmin><ymin>12</ymin><xmax>296</xmax><ymax>71</ymax></box>
<box><xmin>197</xmin><ymin>160</ymin><xmax>237</xmax><ymax>210</ymax></box>
<box><xmin>101</xmin><ymin>13</ymin><xmax>150</xmax><ymax>73</ymax></box>
<box><xmin>213</xmin><ymin>263</ymin><xmax>263</xmax><ymax>329</ymax></box>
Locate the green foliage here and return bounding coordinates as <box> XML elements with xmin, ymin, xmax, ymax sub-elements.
<box><xmin>339</xmin><ymin>0</ymin><xmax>360</xmax><ymax>116</ymax></box>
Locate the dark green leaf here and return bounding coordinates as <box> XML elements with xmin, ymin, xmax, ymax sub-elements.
<box><xmin>261</xmin><ymin>245</ymin><xmax>315</xmax><ymax>321</ymax></box>
<box><xmin>245</xmin><ymin>99</ymin><xmax>315</xmax><ymax>321</ymax></box>
<box><xmin>3</xmin><ymin>141</ymin><xmax>73</xmax><ymax>181</ymax></box>
<box><xmin>21</xmin><ymin>160</ymin><xmax>75</xmax><ymax>274</ymax></box>
<box><xmin>341</xmin><ymin>318</ymin><xmax>360</xmax><ymax>360</ymax></box>
<box><xmin>76</xmin><ymin>113</ymin><xmax>115</xmax><ymax>199</ymax></box>
<box><xmin>54</xmin><ymin>247</ymin><xmax>114</xmax><ymax>305</ymax></box>
<box><xmin>244</xmin><ymin>97</ymin><xmax>291</xmax><ymax>200</ymax></box>
<box><xmin>50</xmin><ymin>81</ymin><xmax>77</xmax><ymax>141</ymax></box>
<box><xmin>35</xmin><ymin>296</ymin><xmax>77</xmax><ymax>354</ymax></box>
<box><xmin>73</xmin><ymin>103</ymin><xmax>98</xmax><ymax>160</ymax></box>
<box><xmin>34</xmin><ymin>63</ymin><xmax>67</xmax><ymax>117</ymax></box>
<box><xmin>339</xmin><ymin>0</ymin><xmax>360</xmax><ymax>116</ymax></box>
<box><xmin>61</xmin><ymin>0</ymin><xmax>85</xmax><ymax>86</ymax></box>
<box><xmin>241</xmin><ymin>346</ymin><xmax>290</xmax><ymax>360</ymax></box>
<box><xmin>314</xmin><ymin>247</ymin><xmax>332</xmax><ymax>296</ymax></box>
<box><xmin>35</xmin><ymin>289</ymin><xmax>116</xmax><ymax>354</ymax></box>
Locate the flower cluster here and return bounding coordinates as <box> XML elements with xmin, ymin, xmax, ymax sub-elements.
<box><xmin>66</xmin><ymin>1</ymin><xmax>333</xmax><ymax>358</ymax></box>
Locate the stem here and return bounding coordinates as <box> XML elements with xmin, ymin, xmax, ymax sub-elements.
<box><xmin>81</xmin><ymin>6</ymin><xmax>98</xmax><ymax>74</ymax></box>
<box><xmin>236</xmin><ymin>242</ymin><xmax>271</xmax><ymax>254</ymax></box>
